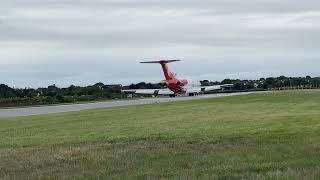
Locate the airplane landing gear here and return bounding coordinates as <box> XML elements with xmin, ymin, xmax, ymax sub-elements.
<box><xmin>169</xmin><ymin>94</ymin><xmax>176</xmax><ymax>98</ymax></box>
<box><xmin>188</xmin><ymin>92</ymin><xmax>199</xmax><ymax>96</ymax></box>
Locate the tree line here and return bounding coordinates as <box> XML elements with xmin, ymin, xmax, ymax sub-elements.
<box><xmin>0</xmin><ymin>83</ymin><xmax>124</xmax><ymax>107</ymax></box>
<box><xmin>213</xmin><ymin>76</ymin><xmax>320</xmax><ymax>91</ymax></box>
<box><xmin>1</xmin><ymin>75</ymin><xmax>319</xmax><ymax>107</ymax></box>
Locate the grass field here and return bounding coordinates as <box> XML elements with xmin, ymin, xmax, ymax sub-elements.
<box><xmin>1</xmin><ymin>90</ymin><xmax>320</xmax><ymax>179</ymax></box>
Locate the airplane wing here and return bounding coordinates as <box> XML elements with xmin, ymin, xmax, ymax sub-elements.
<box><xmin>187</xmin><ymin>84</ymin><xmax>234</xmax><ymax>93</ymax></box>
<box><xmin>122</xmin><ymin>89</ymin><xmax>174</xmax><ymax>95</ymax></box>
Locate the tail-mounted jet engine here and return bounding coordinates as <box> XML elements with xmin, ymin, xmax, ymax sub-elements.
<box><xmin>178</xmin><ymin>79</ymin><xmax>188</xmax><ymax>87</ymax></box>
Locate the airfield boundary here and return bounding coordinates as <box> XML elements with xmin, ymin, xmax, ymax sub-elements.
<box><xmin>0</xmin><ymin>92</ymin><xmax>252</xmax><ymax>118</ymax></box>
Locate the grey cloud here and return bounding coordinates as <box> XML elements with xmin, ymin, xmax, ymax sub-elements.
<box><xmin>0</xmin><ymin>0</ymin><xmax>320</xmax><ymax>87</ymax></box>
<box><xmin>4</xmin><ymin>0</ymin><xmax>320</xmax><ymax>12</ymax></box>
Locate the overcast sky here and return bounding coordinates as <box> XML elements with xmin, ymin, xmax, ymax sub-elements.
<box><xmin>1</xmin><ymin>0</ymin><xmax>320</xmax><ymax>88</ymax></box>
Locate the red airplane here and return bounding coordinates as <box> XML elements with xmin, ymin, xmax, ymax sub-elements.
<box><xmin>123</xmin><ymin>60</ymin><xmax>233</xmax><ymax>97</ymax></box>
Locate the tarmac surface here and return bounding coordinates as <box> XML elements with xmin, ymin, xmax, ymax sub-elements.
<box><xmin>0</xmin><ymin>92</ymin><xmax>252</xmax><ymax>118</ymax></box>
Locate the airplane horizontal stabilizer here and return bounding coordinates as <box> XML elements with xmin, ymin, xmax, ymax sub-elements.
<box><xmin>140</xmin><ymin>60</ymin><xmax>180</xmax><ymax>64</ymax></box>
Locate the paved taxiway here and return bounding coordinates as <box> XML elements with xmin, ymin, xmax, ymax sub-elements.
<box><xmin>0</xmin><ymin>92</ymin><xmax>252</xmax><ymax>118</ymax></box>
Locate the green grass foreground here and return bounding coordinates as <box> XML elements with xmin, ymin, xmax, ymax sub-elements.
<box><xmin>1</xmin><ymin>90</ymin><xmax>320</xmax><ymax>179</ymax></box>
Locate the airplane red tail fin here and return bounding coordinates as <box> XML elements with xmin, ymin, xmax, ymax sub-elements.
<box><xmin>140</xmin><ymin>60</ymin><xmax>180</xmax><ymax>80</ymax></box>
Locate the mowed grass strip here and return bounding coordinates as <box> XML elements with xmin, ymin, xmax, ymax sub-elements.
<box><xmin>0</xmin><ymin>90</ymin><xmax>320</xmax><ymax>179</ymax></box>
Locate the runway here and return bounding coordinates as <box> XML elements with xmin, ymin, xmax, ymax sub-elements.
<box><xmin>0</xmin><ymin>92</ymin><xmax>252</xmax><ymax>118</ymax></box>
